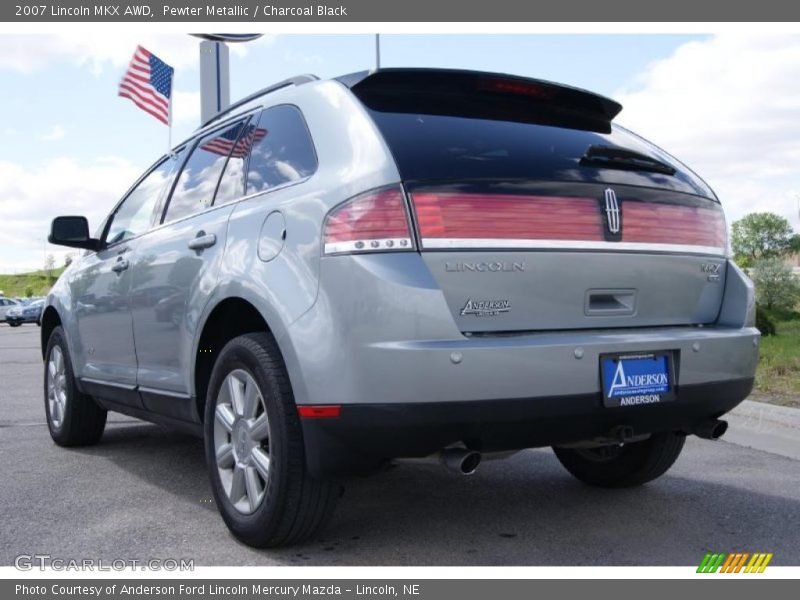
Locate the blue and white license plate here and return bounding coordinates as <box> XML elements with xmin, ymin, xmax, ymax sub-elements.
<box><xmin>600</xmin><ymin>353</ymin><xmax>675</xmax><ymax>408</ymax></box>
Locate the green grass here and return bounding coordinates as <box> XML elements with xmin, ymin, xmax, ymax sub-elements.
<box><xmin>0</xmin><ymin>267</ymin><xmax>65</xmax><ymax>298</ymax></box>
<box><xmin>754</xmin><ymin>317</ymin><xmax>800</xmax><ymax>408</ymax></box>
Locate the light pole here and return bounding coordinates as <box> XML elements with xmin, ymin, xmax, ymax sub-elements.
<box><xmin>190</xmin><ymin>34</ymin><xmax>263</xmax><ymax>126</ymax></box>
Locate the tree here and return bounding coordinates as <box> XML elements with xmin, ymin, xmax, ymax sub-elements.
<box><xmin>751</xmin><ymin>257</ymin><xmax>800</xmax><ymax>311</ymax></box>
<box><xmin>64</xmin><ymin>254</ymin><xmax>74</xmax><ymax>267</ymax></box>
<box><xmin>731</xmin><ymin>213</ymin><xmax>795</xmax><ymax>268</ymax></box>
<box><xmin>24</xmin><ymin>286</ymin><xmax>34</xmax><ymax>298</ymax></box>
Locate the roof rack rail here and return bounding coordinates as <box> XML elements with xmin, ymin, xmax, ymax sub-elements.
<box><xmin>199</xmin><ymin>74</ymin><xmax>320</xmax><ymax>128</ymax></box>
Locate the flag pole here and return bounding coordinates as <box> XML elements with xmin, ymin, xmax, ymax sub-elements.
<box><xmin>167</xmin><ymin>86</ymin><xmax>173</xmax><ymax>157</ymax></box>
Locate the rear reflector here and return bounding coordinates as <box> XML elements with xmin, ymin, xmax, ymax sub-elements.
<box><xmin>297</xmin><ymin>405</ymin><xmax>342</xmax><ymax>418</ymax></box>
<box><xmin>409</xmin><ymin>191</ymin><xmax>726</xmax><ymax>254</ymax></box>
<box><xmin>323</xmin><ymin>186</ymin><xmax>415</xmax><ymax>255</ymax></box>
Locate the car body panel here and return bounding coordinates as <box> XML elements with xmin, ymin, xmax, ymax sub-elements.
<box><xmin>129</xmin><ymin>201</ymin><xmax>237</xmax><ymax>398</ymax></box>
<box><xmin>69</xmin><ymin>244</ymin><xmax>139</xmax><ymax>389</ymax></box>
<box><xmin>284</xmin><ymin>253</ymin><xmax>758</xmax><ymax>406</ymax></box>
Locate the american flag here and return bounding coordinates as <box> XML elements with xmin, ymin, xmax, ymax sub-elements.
<box><xmin>201</xmin><ymin>124</ymin><xmax>267</xmax><ymax>159</ymax></box>
<box><xmin>118</xmin><ymin>46</ymin><xmax>174</xmax><ymax>125</ymax></box>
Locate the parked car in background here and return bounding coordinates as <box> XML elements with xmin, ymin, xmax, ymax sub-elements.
<box><xmin>0</xmin><ymin>297</ymin><xmax>20</xmax><ymax>322</ymax></box>
<box><xmin>6</xmin><ymin>298</ymin><xmax>45</xmax><ymax>326</ymax></box>
<box><xmin>42</xmin><ymin>69</ymin><xmax>758</xmax><ymax>548</ymax></box>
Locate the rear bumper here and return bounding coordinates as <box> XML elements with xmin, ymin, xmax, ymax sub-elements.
<box><xmin>301</xmin><ymin>377</ymin><xmax>754</xmax><ymax>477</ymax></box>
<box><xmin>281</xmin><ymin>254</ymin><xmax>759</xmax><ymax>477</ymax></box>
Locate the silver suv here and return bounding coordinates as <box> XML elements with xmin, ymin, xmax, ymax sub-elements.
<box><xmin>43</xmin><ymin>69</ymin><xmax>759</xmax><ymax>547</ymax></box>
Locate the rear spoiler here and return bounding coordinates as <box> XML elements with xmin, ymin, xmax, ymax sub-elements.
<box><xmin>337</xmin><ymin>68</ymin><xmax>622</xmax><ymax>133</ymax></box>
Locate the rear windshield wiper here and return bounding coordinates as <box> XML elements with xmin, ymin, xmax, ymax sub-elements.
<box><xmin>579</xmin><ymin>144</ymin><xmax>676</xmax><ymax>175</ymax></box>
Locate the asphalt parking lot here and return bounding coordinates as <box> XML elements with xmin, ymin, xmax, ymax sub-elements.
<box><xmin>1</xmin><ymin>324</ymin><xmax>799</xmax><ymax>566</ymax></box>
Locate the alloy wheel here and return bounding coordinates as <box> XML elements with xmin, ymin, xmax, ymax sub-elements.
<box><xmin>213</xmin><ymin>369</ymin><xmax>271</xmax><ymax>514</ymax></box>
<box><xmin>47</xmin><ymin>346</ymin><xmax>67</xmax><ymax>430</ymax></box>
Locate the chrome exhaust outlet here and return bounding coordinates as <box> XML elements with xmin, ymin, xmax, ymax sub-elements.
<box><xmin>694</xmin><ymin>419</ymin><xmax>728</xmax><ymax>440</ymax></box>
<box><xmin>440</xmin><ymin>448</ymin><xmax>482</xmax><ymax>475</ymax></box>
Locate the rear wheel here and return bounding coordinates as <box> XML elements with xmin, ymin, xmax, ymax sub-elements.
<box><xmin>553</xmin><ymin>431</ymin><xmax>685</xmax><ymax>488</ymax></box>
<box><xmin>44</xmin><ymin>326</ymin><xmax>107</xmax><ymax>446</ymax></box>
<box><xmin>204</xmin><ymin>332</ymin><xmax>339</xmax><ymax>548</ymax></box>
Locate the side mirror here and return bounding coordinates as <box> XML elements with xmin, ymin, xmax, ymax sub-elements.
<box><xmin>48</xmin><ymin>216</ymin><xmax>101</xmax><ymax>251</ymax></box>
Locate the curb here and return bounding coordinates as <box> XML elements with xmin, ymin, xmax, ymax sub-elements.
<box><xmin>724</xmin><ymin>399</ymin><xmax>800</xmax><ymax>460</ymax></box>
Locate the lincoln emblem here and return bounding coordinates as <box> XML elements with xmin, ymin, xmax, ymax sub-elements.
<box><xmin>604</xmin><ymin>188</ymin><xmax>620</xmax><ymax>235</ymax></box>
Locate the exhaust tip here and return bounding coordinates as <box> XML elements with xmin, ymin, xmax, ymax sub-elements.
<box><xmin>694</xmin><ymin>419</ymin><xmax>728</xmax><ymax>440</ymax></box>
<box><xmin>711</xmin><ymin>420</ymin><xmax>728</xmax><ymax>439</ymax></box>
<box><xmin>441</xmin><ymin>448</ymin><xmax>482</xmax><ymax>475</ymax></box>
<box><xmin>460</xmin><ymin>451</ymin><xmax>482</xmax><ymax>475</ymax></box>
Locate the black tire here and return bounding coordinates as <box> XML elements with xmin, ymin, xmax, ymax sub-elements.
<box><xmin>204</xmin><ymin>332</ymin><xmax>339</xmax><ymax>548</ymax></box>
<box><xmin>553</xmin><ymin>431</ymin><xmax>685</xmax><ymax>488</ymax></box>
<box><xmin>9</xmin><ymin>322</ymin><xmax>21</xmax><ymax>327</ymax></box>
<box><xmin>44</xmin><ymin>326</ymin><xmax>107</xmax><ymax>446</ymax></box>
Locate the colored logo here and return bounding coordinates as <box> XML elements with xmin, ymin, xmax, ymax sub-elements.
<box><xmin>697</xmin><ymin>552</ymin><xmax>773</xmax><ymax>573</ymax></box>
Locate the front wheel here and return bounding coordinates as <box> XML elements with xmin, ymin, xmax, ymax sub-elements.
<box><xmin>44</xmin><ymin>326</ymin><xmax>107</xmax><ymax>446</ymax></box>
<box><xmin>553</xmin><ymin>431</ymin><xmax>685</xmax><ymax>488</ymax></box>
<box><xmin>204</xmin><ymin>332</ymin><xmax>339</xmax><ymax>548</ymax></box>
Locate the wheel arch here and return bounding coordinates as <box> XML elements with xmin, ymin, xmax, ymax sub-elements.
<box><xmin>40</xmin><ymin>306</ymin><xmax>63</xmax><ymax>359</ymax></box>
<box><xmin>192</xmin><ymin>296</ymin><xmax>301</xmax><ymax>423</ymax></box>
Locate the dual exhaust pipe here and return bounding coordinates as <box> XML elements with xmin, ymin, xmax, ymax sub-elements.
<box><xmin>404</xmin><ymin>419</ymin><xmax>727</xmax><ymax>476</ymax></box>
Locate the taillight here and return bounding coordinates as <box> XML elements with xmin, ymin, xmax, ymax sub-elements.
<box><xmin>411</xmin><ymin>192</ymin><xmax>603</xmax><ymax>248</ymax></box>
<box><xmin>323</xmin><ymin>186</ymin><xmax>415</xmax><ymax>255</ymax></box>
<box><xmin>409</xmin><ymin>191</ymin><xmax>727</xmax><ymax>254</ymax></box>
<box><xmin>622</xmin><ymin>201</ymin><xmax>727</xmax><ymax>251</ymax></box>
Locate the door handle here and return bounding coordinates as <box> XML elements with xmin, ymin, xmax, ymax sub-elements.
<box><xmin>188</xmin><ymin>232</ymin><xmax>217</xmax><ymax>251</ymax></box>
<box><xmin>111</xmin><ymin>258</ymin><xmax>129</xmax><ymax>273</ymax></box>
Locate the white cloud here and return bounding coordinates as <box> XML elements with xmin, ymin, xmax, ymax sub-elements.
<box><xmin>0</xmin><ymin>157</ymin><xmax>141</xmax><ymax>273</ymax></box>
<box><xmin>615</xmin><ymin>34</ymin><xmax>800</xmax><ymax>231</ymax></box>
<box><xmin>171</xmin><ymin>90</ymin><xmax>201</xmax><ymax>123</ymax></box>
<box><xmin>0</xmin><ymin>33</ymin><xmax>276</xmax><ymax>76</ymax></box>
<box><xmin>0</xmin><ymin>34</ymin><xmax>198</xmax><ymax>75</ymax></box>
<box><xmin>39</xmin><ymin>125</ymin><xmax>65</xmax><ymax>142</ymax></box>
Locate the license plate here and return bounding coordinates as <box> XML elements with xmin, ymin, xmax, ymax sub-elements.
<box><xmin>600</xmin><ymin>352</ymin><xmax>675</xmax><ymax>408</ymax></box>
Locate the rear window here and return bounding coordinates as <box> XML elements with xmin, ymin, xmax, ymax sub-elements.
<box><xmin>365</xmin><ymin>110</ymin><xmax>714</xmax><ymax>199</ymax></box>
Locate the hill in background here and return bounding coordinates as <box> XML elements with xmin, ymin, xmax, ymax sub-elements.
<box><xmin>0</xmin><ymin>267</ymin><xmax>66</xmax><ymax>298</ymax></box>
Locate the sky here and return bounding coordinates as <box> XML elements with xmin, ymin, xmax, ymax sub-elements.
<box><xmin>0</xmin><ymin>33</ymin><xmax>799</xmax><ymax>272</ymax></box>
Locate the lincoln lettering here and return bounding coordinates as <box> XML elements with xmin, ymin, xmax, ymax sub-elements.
<box><xmin>446</xmin><ymin>261</ymin><xmax>525</xmax><ymax>272</ymax></box>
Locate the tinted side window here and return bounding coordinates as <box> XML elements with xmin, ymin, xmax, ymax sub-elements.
<box><xmin>214</xmin><ymin>120</ymin><xmax>255</xmax><ymax>205</ymax></box>
<box><xmin>164</xmin><ymin>120</ymin><xmax>247</xmax><ymax>223</ymax></box>
<box><xmin>246</xmin><ymin>105</ymin><xmax>316</xmax><ymax>195</ymax></box>
<box><xmin>105</xmin><ymin>155</ymin><xmax>182</xmax><ymax>246</ymax></box>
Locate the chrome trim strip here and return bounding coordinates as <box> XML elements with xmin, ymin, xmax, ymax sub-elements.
<box><xmin>324</xmin><ymin>237</ymin><xmax>414</xmax><ymax>255</ymax></box>
<box><xmin>138</xmin><ymin>386</ymin><xmax>191</xmax><ymax>399</ymax></box>
<box><xmin>79</xmin><ymin>377</ymin><xmax>137</xmax><ymax>391</ymax></box>
<box><xmin>421</xmin><ymin>238</ymin><xmax>726</xmax><ymax>256</ymax></box>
